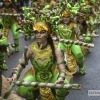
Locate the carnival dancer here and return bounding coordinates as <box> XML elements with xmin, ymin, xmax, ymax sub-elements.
<box><xmin>8</xmin><ymin>20</ymin><xmax>72</xmax><ymax>100</ymax></box>
<box><xmin>0</xmin><ymin>0</ymin><xmax>20</xmax><ymax>51</ymax></box>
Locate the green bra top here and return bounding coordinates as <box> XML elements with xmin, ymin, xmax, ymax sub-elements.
<box><xmin>29</xmin><ymin>42</ymin><xmax>57</xmax><ymax>82</ymax></box>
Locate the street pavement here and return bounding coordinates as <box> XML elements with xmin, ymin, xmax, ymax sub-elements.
<box><xmin>2</xmin><ymin>29</ymin><xmax>100</xmax><ymax>100</ymax></box>
<box><xmin>66</xmin><ymin>29</ymin><xmax>100</xmax><ymax>100</ymax></box>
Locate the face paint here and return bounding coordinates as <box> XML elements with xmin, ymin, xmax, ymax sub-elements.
<box><xmin>34</xmin><ymin>30</ymin><xmax>48</xmax><ymax>44</ymax></box>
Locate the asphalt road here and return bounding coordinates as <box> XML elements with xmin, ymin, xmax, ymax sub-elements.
<box><xmin>2</xmin><ymin>29</ymin><xmax>100</xmax><ymax>100</ymax></box>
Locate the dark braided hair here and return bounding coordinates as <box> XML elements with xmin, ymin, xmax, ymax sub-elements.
<box><xmin>47</xmin><ymin>34</ymin><xmax>56</xmax><ymax>63</ymax></box>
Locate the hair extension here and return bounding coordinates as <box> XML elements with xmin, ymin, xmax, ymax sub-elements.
<box><xmin>47</xmin><ymin>34</ymin><xmax>56</xmax><ymax>63</ymax></box>
<box><xmin>77</xmin><ymin>19</ymin><xmax>88</xmax><ymax>29</ymax></box>
<box><xmin>82</xmin><ymin>20</ymin><xmax>87</xmax><ymax>27</ymax></box>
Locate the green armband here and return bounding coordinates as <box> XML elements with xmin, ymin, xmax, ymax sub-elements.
<box><xmin>19</xmin><ymin>59</ymin><xmax>26</xmax><ymax>68</ymax></box>
<box><xmin>12</xmin><ymin>68</ymin><xmax>20</xmax><ymax>78</ymax></box>
<box><xmin>59</xmin><ymin>71</ymin><xmax>66</xmax><ymax>80</ymax></box>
